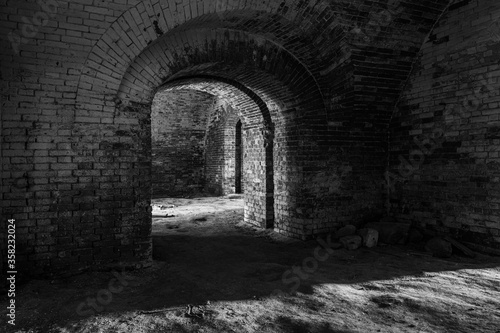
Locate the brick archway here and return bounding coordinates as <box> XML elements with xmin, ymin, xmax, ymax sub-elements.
<box><xmin>158</xmin><ymin>76</ymin><xmax>277</xmax><ymax>229</ymax></box>
<box><xmin>0</xmin><ymin>0</ymin><xmax>462</xmax><ymax>278</ymax></box>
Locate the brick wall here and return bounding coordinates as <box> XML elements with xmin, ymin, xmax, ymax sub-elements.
<box><xmin>388</xmin><ymin>0</ymin><xmax>500</xmax><ymax>253</ymax></box>
<box><xmin>1</xmin><ymin>1</ymin><xmax>155</xmax><ymax>277</ymax></box>
<box><xmin>204</xmin><ymin>100</ymin><xmax>242</xmax><ymax>196</ymax></box>
<box><xmin>151</xmin><ymin>89</ymin><xmax>214</xmax><ymax>197</ymax></box>
<box><xmin>2</xmin><ymin>0</ymin><xmax>483</xmax><ymax>278</ymax></box>
<box><xmin>160</xmin><ymin>79</ymin><xmax>275</xmax><ymax>230</ymax></box>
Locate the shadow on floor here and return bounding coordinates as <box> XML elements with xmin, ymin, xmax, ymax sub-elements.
<box><xmin>2</xmin><ymin>219</ymin><xmax>500</xmax><ymax>332</ymax></box>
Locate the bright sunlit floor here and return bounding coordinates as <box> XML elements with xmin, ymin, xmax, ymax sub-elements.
<box><xmin>151</xmin><ymin>195</ymin><xmax>244</xmax><ymax>235</ymax></box>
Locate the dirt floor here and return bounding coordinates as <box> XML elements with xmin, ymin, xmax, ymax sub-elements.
<box><xmin>2</xmin><ymin>195</ymin><xmax>500</xmax><ymax>333</ymax></box>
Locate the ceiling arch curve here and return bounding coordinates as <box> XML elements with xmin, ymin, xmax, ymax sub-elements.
<box><xmin>75</xmin><ymin>0</ymin><xmax>350</xmax><ymax>114</ymax></box>
<box><xmin>110</xmin><ymin>27</ymin><xmax>326</xmax><ymax>128</ymax></box>
<box><xmin>159</xmin><ymin>76</ymin><xmax>273</xmax><ymax>128</ymax></box>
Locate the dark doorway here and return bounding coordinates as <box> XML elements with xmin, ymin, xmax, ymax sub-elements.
<box><xmin>235</xmin><ymin>120</ymin><xmax>243</xmax><ymax>194</ymax></box>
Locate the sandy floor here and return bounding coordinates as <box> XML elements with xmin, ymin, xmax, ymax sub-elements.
<box><xmin>151</xmin><ymin>195</ymin><xmax>245</xmax><ymax>234</ymax></box>
<box><xmin>2</xmin><ymin>196</ymin><xmax>500</xmax><ymax>333</ymax></box>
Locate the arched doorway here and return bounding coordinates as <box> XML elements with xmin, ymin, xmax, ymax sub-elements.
<box><xmin>235</xmin><ymin>120</ymin><xmax>243</xmax><ymax>194</ymax></box>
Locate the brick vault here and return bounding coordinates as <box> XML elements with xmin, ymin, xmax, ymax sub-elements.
<box><xmin>1</xmin><ymin>0</ymin><xmax>500</xmax><ymax>277</ymax></box>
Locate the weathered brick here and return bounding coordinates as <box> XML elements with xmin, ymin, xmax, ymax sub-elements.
<box><xmin>388</xmin><ymin>0</ymin><xmax>500</xmax><ymax>253</ymax></box>
<box><xmin>2</xmin><ymin>0</ymin><xmax>499</xmax><ymax>280</ymax></box>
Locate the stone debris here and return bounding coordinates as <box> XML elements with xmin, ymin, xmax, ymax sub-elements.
<box><xmin>334</xmin><ymin>225</ymin><xmax>357</xmax><ymax>239</ymax></box>
<box><xmin>443</xmin><ymin>236</ymin><xmax>476</xmax><ymax>258</ymax></box>
<box><xmin>330</xmin><ymin>242</ymin><xmax>343</xmax><ymax>250</ymax></box>
<box><xmin>340</xmin><ymin>235</ymin><xmax>362</xmax><ymax>251</ymax></box>
<box><xmin>185</xmin><ymin>304</ymin><xmax>205</xmax><ymax>319</ymax></box>
<box><xmin>357</xmin><ymin>228</ymin><xmax>379</xmax><ymax>248</ymax></box>
<box><xmin>425</xmin><ymin>237</ymin><xmax>453</xmax><ymax>258</ymax></box>
<box><xmin>364</xmin><ymin>222</ymin><xmax>410</xmax><ymax>245</ymax></box>
<box><xmin>370</xmin><ymin>295</ymin><xmax>403</xmax><ymax>308</ymax></box>
<box><xmin>407</xmin><ymin>228</ymin><xmax>424</xmax><ymax>244</ymax></box>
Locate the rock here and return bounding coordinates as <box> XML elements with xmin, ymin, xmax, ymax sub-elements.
<box><xmin>370</xmin><ymin>295</ymin><xmax>403</xmax><ymax>308</ymax></box>
<box><xmin>425</xmin><ymin>237</ymin><xmax>452</xmax><ymax>258</ymax></box>
<box><xmin>379</xmin><ymin>216</ymin><xmax>398</xmax><ymax>223</ymax></box>
<box><xmin>334</xmin><ymin>225</ymin><xmax>356</xmax><ymax>239</ymax></box>
<box><xmin>443</xmin><ymin>236</ymin><xmax>476</xmax><ymax>258</ymax></box>
<box><xmin>357</xmin><ymin>228</ymin><xmax>379</xmax><ymax>248</ymax></box>
<box><xmin>407</xmin><ymin>228</ymin><xmax>424</xmax><ymax>243</ymax></box>
<box><xmin>364</xmin><ymin>222</ymin><xmax>410</xmax><ymax>245</ymax></box>
<box><xmin>331</xmin><ymin>242</ymin><xmax>343</xmax><ymax>250</ymax></box>
<box><xmin>339</xmin><ymin>235</ymin><xmax>362</xmax><ymax>250</ymax></box>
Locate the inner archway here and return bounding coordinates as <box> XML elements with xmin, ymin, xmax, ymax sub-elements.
<box><xmin>149</xmin><ymin>87</ymin><xmax>247</xmax><ymax>236</ymax></box>
<box><xmin>157</xmin><ymin>77</ymin><xmax>276</xmax><ymax>229</ymax></box>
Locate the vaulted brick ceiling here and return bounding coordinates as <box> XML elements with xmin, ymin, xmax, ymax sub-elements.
<box><xmin>154</xmin><ymin>0</ymin><xmax>452</xmax><ymax>124</ymax></box>
<box><xmin>81</xmin><ymin>0</ymin><xmax>452</xmax><ymax>125</ymax></box>
<box><xmin>69</xmin><ymin>0</ymin><xmax>456</xmax><ymax>193</ymax></box>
